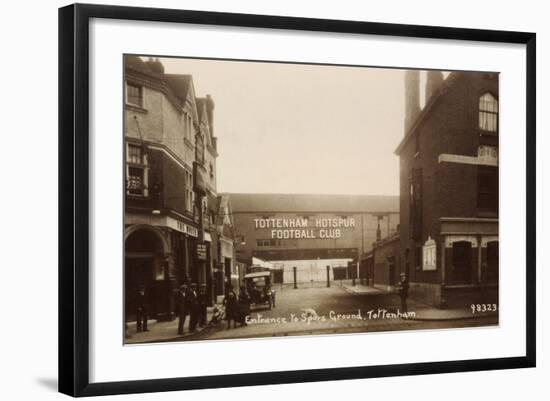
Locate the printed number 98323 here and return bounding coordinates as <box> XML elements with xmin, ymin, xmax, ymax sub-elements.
<box><xmin>470</xmin><ymin>303</ymin><xmax>498</xmax><ymax>314</ymax></box>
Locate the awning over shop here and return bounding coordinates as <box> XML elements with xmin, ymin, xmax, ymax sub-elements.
<box><xmin>252</xmin><ymin>257</ymin><xmax>275</xmax><ymax>269</ymax></box>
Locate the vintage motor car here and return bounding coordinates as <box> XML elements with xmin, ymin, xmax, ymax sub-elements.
<box><xmin>243</xmin><ymin>271</ymin><xmax>276</xmax><ymax>310</ymax></box>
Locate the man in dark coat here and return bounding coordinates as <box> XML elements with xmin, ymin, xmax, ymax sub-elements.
<box><xmin>197</xmin><ymin>283</ymin><xmax>209</xmax><ymax>328</ymax></box>
<box><xmin>176</xmin><ymin>283</ymin><xmax>189</xmax><ymax>335</ymax></box>
<box><xmin>223</xmin><ymin>286</ymin><xmax>239</xmax><ymax>329</ymax></box>
<box><xmin>187</xmin><ymin>283</ymin><xmax>199</xmax><ymax>331</ymax></box>
<box><xmin>238</xmin><ymin>286</ymin><xmax>251</xmax><ymax>326</ymax></box>
<box><xmin>135</xmin><ymin>284</ymin><xmax>149</xmax><ymax>332</ymax></box>
<box><xmin>397</xmin><ymin>273</ymin><xmax>410</xmax><ymax>313</ymax></box>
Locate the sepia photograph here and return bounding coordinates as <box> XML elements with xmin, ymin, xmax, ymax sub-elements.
<box><xmin>123</xmin><ymin>55</ymin><xmax>499</xmax><ymax>344</ymax></box>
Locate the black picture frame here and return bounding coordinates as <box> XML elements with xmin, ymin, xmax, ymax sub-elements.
<box><xmin>58</xmin><ymin>3</ymin><xmax>536</xmax><ymax>397</ymax></box>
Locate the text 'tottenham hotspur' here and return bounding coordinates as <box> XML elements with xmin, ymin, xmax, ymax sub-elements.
<box><xmin>253</xmin><ymin>217</ymin><xmax>356</xmax><ymax>239</ymax></box>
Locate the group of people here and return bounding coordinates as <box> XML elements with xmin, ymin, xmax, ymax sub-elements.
<box><xmin>176</xmin><ymin>281</ymin><xmax>254</xmax><ymax>334</ymax></box>
<box><xmin>222</xmin><ymin>285</ymin><xmax>251</xmax><ymax>329</ymax></box>
<box><xmin>175</xmin><ymin>282</ymin><xmax>209</xmax><ymax>335</ymax></box>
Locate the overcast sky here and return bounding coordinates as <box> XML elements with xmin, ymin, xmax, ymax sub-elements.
<box><xmin>158</xmin><ymin>57</ymin><xmax>436</xmax><ymax>196</ymax></box>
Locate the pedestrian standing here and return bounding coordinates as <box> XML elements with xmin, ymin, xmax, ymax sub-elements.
<box><xmin>135</xmin><ymin>284</ymin><xmax>149</xmax><ymax>332</ymax></box>
<box><xmin>397</xmin><ymin>273</ymin><xmax>410</xmax><ymax>313</ymax></box>
<box><xmin>176</xmin><ymin>283</ymin><xmax>189</xmax><ymax>335</ymax></box>
<box><xmin>238</xmin><ymin>286</ymin><xmax>251</xmax><ymax>326</ymax></box>
<box><xmin>197</xmin><ymin>283</ymin><xmax>208</xmax><ymax>327</ymax></box>
<box><xmin>223</xmin><ymin>286</ymin><xmax>238</xmax><ymax>329</ymax></box>
<box><xmin>188</xmin><ymin>283</ymin><xmax>199</xmax><ymax>331</ymax></box>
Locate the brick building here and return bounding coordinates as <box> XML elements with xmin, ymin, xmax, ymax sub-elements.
<box><xmin>395</xmin><ymin>70</ymin><xmax>499</xmax><ymax>308</ymax></box>
<box><xmin>361</xmin><ymin>231</ymin><xmax>401</xmax><ymax>291</ymax></box>
<box><xmin>124</xmin><ymin>56</ymin><xmax>234</xmax><ymax>321</ymax></box>
<box><xmin>227</xmin><ymin>193</ymin><xmax>399</xmax><ymax>284</ymax></box>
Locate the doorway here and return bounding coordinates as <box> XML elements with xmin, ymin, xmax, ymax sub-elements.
<box><xmin>452</xmin><ymin>241</ymin><xmax>473</xmax><ymax>284</ymax></box>
<box><xmin>125</xmin><ymin>257</ymin><xmax>154</xmax><ymax>321</ymax></box>
<box><xmin>125</xmin><ymin>228</ymin><xmax>163</xmax><ymax>321</ymax></box>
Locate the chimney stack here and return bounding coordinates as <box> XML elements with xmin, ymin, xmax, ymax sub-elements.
<box><xmin>145</xmin><ymin>57</ymin><xmax>165</xmax><ymax>75</ymax></box>
<box><xmin>404</xmin><ymin>70</ymin><xmax>420</xmax><ymax>135</ymax></box>
<box><xmin>425</xmin><ymin>70</ymin><xmax>443</xmax><ymax>105</ymax></box>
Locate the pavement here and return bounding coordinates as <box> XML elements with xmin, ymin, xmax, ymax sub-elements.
<box><xmin>339</xmin><ymin>280</ymin><xmax>385</xmax><ymax>294</ymax></box>
<box><xmin>339</xmin><ymin>280</ymin><xmax>498</xmax><ymax>321</ymax></box>
<box><xmin>125</xmin><ymin>305</ymin><xmax>221</xmax><ymax>344</ymax></box>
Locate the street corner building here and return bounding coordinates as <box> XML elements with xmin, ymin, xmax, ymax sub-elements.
<box><xmin>393</xmin><ymin>70</ymin><xmax>499</xmax><ymax>308</ymax></box>
<box><xmin>123</xmin><ymin>56</ymin><xmax>237</xmax><ymax>323</ymax></box>
<box><xmin>226</xmin><ymin>193</ymin><xmax>399</xmax><ymax>285</ymax></box>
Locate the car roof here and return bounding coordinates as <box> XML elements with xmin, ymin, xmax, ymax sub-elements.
<box><xmin>244</xmin><ymin>271</ymin><xmax>271</xmax><ymax>278</ymax></box>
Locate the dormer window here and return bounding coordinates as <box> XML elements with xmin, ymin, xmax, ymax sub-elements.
<box><xmin>479</xmin><ymin>93</ymin><xmax>498</xmax><ymax>133</ymax></box>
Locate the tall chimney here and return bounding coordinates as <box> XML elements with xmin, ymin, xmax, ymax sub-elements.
<box><xmin>425</xmin><ymin>70</ymin><xmax>443</xmax><ymax>105</ymax></box>
<box><xmin>404</xmin><ymin>70</ymin><xmax>420</xmax><ymax>135</ymax></box>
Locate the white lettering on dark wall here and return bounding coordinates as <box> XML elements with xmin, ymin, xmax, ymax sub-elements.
<box><xmin>254</xmin><ymin>217</ymin><xmax>355</xmax><ymax>239</ymax></box>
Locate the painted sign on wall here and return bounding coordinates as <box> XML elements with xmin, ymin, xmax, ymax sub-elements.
<box><xmin>253</xmin><ymin>217</ymin><xmax>356</xmax><ymax>240</ymax></box>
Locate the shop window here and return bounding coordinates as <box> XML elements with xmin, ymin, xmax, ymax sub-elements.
<box><xmin>477</xmin><ymin>166</ymin><xmax>498</xmax><ymax>212</ymax></box>
<box><xmin>126</xmin><ymin>82</ymin><xmax>143</xmax><ymax>107</ymax></box>
<box><xmin>479</xmin><ymin>93</ymin><xmax>498</xmax><ymax>133</ymax></box>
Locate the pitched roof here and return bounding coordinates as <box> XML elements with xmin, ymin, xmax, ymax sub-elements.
<box><xmin>164</xmin><ymin>74</ymin><xmax>193</xmax><ymax>104</ymax></box>
<box><xmin>125</xmin><ymin>57</ymin><xmax>195</xmax><ymax>111</ymax></box>
<box><xmin>225</xmin><ymin>193</ymin><xmax>399</xmax><ymax>214</ymax></box>
<box><xmin>125</xmin><ymin>56</ymin><xmax>165</xmax><ymax>79</ymax></box>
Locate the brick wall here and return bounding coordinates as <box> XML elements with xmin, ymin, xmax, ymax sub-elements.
<box><xmin>398</xmin><ymin>71</ymin><xmax>499</xmax><ymax>284</ymax></box>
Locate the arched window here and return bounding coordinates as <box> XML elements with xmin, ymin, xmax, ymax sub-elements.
<box><xmin>479</xmin><ymin>93</ymin><xmax>498</xmax><ymax>132</ymax></box>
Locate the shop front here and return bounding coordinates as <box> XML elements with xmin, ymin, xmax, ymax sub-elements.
<box><xmin>124</xmin><ymin>214</ymin><xmax>201</xmax><ymax>322</ymax></box>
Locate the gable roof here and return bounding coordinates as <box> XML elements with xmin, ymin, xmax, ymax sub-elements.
<box><xmin>225</xmin><ymin>193</ymin><xmax>399</xmax><ymax>214</ymax></box>
<box><xmin>125</xmin><ymin>57</ymin><xmax>197</xmax><ymax>115</ymax></box>
<box><xmin>164</xmin><ymin>74</ymin><xmax>193</xmax><ymax>104</ymax></box>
